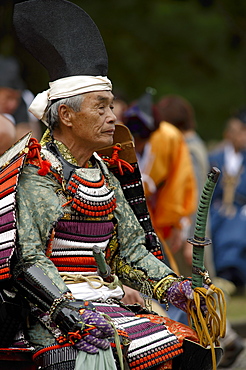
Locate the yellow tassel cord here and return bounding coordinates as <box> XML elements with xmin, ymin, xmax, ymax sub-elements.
<box><xmin>187</xmin><ymin>284</ymin><xmax>226</xmax><ymax>370</ymax></box>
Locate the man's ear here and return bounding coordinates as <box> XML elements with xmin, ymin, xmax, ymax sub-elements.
<box><xmin>58</xmin><ymin>104</ymin><xmax>74</xmax><ymax>127</ymax></box>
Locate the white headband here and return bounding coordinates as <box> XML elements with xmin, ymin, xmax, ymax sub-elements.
<box><xmin>29</xmin><ymin>75</ymin><xmax>112</xmax><ymax>125</ymax></box>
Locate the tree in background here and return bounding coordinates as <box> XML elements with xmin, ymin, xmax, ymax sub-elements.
<box><xmin>1</xmin><ymin>0</ymin><xmax>246</xmax><ymax>142</ymax></box>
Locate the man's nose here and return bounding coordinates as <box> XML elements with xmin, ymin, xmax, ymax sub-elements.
<box><xmin>107</xmin><ymin>109</ymin><xmax>117</xmax><ymax>123</ymax></box>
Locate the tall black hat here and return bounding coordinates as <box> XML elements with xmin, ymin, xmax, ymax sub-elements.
<box><xmin>13</xmin><ymin>0</ymin><xmax>112</xmax><ymax>123</ymax></box>
<box><xmin>13</xmin><ymin>0</ymin><xmax>108</xmax><ymax>81</ymax></box>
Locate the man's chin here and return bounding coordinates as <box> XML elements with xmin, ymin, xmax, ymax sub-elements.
<box><xmin>97</xmin><ymin>137</ymin><xmax>114</xmax><ymax>150</ymax></box>
<box><xmin>102</xmin><ymin>135</ymin><xmax>114</xmax><ymax>148</ymax></box>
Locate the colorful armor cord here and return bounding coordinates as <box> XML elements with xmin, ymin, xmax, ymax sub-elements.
<box><xmin>42</xmin><ymin>128</ymin><xmax>165</xmax><ymax>263</ymax></box>
<box><xmin>33</xmin><ymin>301</ymin><xmax>183</xmax><ymax>370</ymax></box>
<box><xmin>0</xmin><ymin>133</ymin><xmax>31</xmax><ymax>280</ymax></box>
<box><xmin>50</xmin><ymin>217</ymin><xmax>115</xmax><ymax>274</ymax></box>
<box><xmin>67</xmin><ymin>168</ymin><xmax>117</xmax><ymax>217</ymax></box>
<box><xmin>42</xmin><ymin>146</ymin><xmax>116</xmax><ymax>275</ymax></box>
<box><xmin>93</xmin><ymin>301</ymin><xmax>183</xmax><ymax>370</ymax></box>
<box><xmin>37</xmin><ymin>138</ymin><xmax>182</xmax><ymax>368</ymax></box>
<box><xmin>40</xmin><ymin>132</ymin><xmax>175</xmax><ymax>296</ymax></box>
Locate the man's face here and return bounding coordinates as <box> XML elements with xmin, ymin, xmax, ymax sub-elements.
<box><xmin>0</xmin><ymin>87</ymin><xmax>21</xmax><ymax>115</ymax></box>
<box><xmin>225</xmin><ymin>118</ymin><xmax>246</xmax><ymax>152</ymax></box>
<box><xmin>70</xmin><ymin>90</ymin><xmax>116</xmax><ymax>151</ymax></box>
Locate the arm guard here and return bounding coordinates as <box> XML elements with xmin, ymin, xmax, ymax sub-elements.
<box><xmin>13</xmin><ymin>264</ymin><xmax>93</xmax><ymax>334</ymax></box>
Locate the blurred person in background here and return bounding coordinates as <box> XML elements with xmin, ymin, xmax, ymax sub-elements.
<box><xmin>124</xmin><ymin>90</ymin><xmax>197</xmax><ymax>276</ymax></box>
<box><xmin>0</xmin><ymin>113</ymin><xmax>16</xmax><ymax>155</ymax></box>
<box><xmin>124</xmin><ymin>91</ymin><xmax>197</xmax><ymax>266</ymax></box>
<box><xmin>0</xmin><ymin>55</ymin><xmax>41</xmax><ymax>140</ymax></box>
<box><xmin>156</xmin><ymin>94</ymin><xmax>213</xmax><ymax>277</ymax></box>
<box><xmin>209</xmin><ymin>108</ymin><xmax>246</xmax><ymax>294</ymax></box>
<box><xmin>208</xmin><ymin>108</ymin><xmax>246</xmax><ymax>367</ymax></box>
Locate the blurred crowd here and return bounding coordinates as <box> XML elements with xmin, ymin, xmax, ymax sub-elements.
<box><xmin>116</xmin><ymin>89</ymin><xmax>246</xmax><ymax>368</ymax></box>
<box><xmin>0</xmin><ymin>54</ymin><xmax>245</xmax><ymax>367</ymax></box>
<box><xmin>117</xmin><ymin>89</ymin><xmax>246</xmax><ymax>296</ymax></box>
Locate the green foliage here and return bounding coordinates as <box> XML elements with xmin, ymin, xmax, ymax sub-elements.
<box><xmin>1</xmin><ymin>0</ymin><xmax>246</xmax><ymax>141</ymax></box>
<box><xmin>73</xmin><ymin>0</ymin><xmax>246</xmax><ymax>142</ymax></box>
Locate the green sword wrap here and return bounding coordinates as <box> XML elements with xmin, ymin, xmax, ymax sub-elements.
<box><xmin>188</xmin><ymin>167</ymin><xmax>220</xmax><ymax>289</ymax></box>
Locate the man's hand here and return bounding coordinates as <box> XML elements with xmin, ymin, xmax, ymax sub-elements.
<box><xmin>121</xmin><ymin>285</ymin><xmax>145</xmax><ymax>306</ymax></box>
<box><xmin>74</xmin><ymin>310</ymin><xmax>114</xmax><ymax>354</ymax></box>
<box><xmin>167</xmin><ymin>279</ymin><xmax>208</xmax><ymax>314</ymax></box>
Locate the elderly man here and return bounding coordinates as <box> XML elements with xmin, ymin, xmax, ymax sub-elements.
<box><xmin>0</xmin><ymin>0</ymin><xmax>218</xmax><ymax>369</ymax></box>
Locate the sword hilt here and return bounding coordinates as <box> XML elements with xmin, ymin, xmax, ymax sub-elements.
<box><xmin>92</xmin><ymin>245</ymin><xmax>114</xmax><ymax>283</ymax></box>
<box><xmin>187</xmin><ymin>167</ymin><xmax>220</xmax><ymax>289</ymax></box>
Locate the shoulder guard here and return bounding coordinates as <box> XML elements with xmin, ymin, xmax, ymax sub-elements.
<box><xmin>97</xmin><ymin>124</ymin><xmax>165</xmax><ymax>261</ymax></box>
<box><xmin>0</xmin><ymin>132</ymin><xmax>32</xmax><ymax>281</ymax></box>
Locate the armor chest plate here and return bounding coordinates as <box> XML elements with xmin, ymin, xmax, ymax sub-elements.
<box><xmin>49</xmin><ymin>167</ymin><xmax>116</xmax><ymax>275</ymax></box>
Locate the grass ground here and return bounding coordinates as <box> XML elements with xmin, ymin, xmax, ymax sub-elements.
<box><xmin>227</xmin><ymin>294</ymin><xmax>246</xmax><ymax>323</ymax></box>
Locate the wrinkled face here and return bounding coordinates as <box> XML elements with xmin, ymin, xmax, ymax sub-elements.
<box><xmin>70</xmin><ymin>90</ymin><xmax>116</xmax><ymax>151</ymax></box>
<box><xmin>0</xmin><ymin>87</ymin><xmax>21</xmax><ymax>115</ymax></box>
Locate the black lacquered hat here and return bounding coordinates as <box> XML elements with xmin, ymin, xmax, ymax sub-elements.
<box><xmin>13</xmin><ymin>0</ymin><xmax>108</xmax><ymax>81</ymax></box>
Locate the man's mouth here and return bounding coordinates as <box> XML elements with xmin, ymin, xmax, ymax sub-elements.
<box><xmin>104</xmin><ymin>129</ymin><xmax>115</xmax><ymax>135</ymax></box>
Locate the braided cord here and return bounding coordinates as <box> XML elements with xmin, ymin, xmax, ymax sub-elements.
<box><xmin>187</xmin><ymin>284</ymin><xmax>226</xmax><ymax>370</ymax></box>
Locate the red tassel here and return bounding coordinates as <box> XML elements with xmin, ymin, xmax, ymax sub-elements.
<box><xmin>101</xmin><ymin>145</ymin><xmax>134</xmax><ymax>175</ymax></box>
<box><xmin>27</xmin><ymin>138</ymin><xmax>51</xmax><ymax>176</ymax></box>
<box><xmin>38</xmin><ymin>160</ymin><xmax>51</xmax><ymax>176</ymax></box>
<box><xmin>67</xmin><ymin>330</ymin><xmax>82</xmax><ymax>345</ymax></box>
